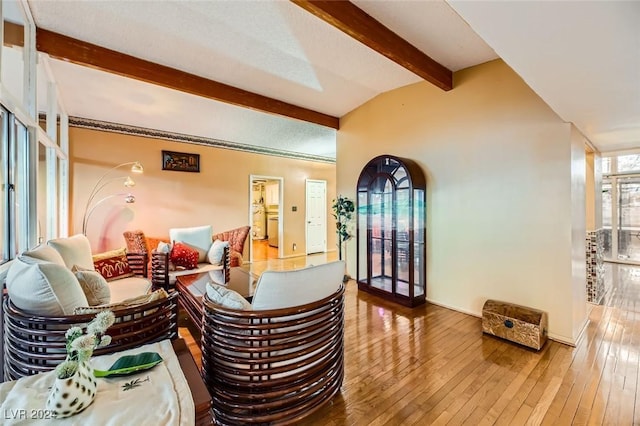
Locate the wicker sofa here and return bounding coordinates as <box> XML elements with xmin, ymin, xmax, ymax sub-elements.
<box><xmin>201</xmin><ymin>261</ymin><xmax>346</xmax><ymax>425</ymax></box>
<box><xmin>3</xmin><ymin>293</ymin><xmax>178</xmax><ymax>380</ymax></box>
<box><xmin>124</xmin><ymin>226</ymin><xmax>247</xmax><ymax>289</ymax></box>
<box><xmin>1</xmin><ymin>234</ymin><xmax>178</xmax><ymax>380</ymax></box>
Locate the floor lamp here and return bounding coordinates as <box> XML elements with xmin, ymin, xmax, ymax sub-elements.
<box><xmin>81</xmin><ymin>161</ymin><xmax>143</xmax><ymax>235</ymax></box>
<box><xmin>82</xmin><ymin>193</ymin><xmax>136</xmax><ymax>235</ymax></box>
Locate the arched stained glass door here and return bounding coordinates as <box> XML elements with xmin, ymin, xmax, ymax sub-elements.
<box><xmin>356</xmin><ymin>155</ymin><xmax>426</xmax><ymax>307</ymax></box>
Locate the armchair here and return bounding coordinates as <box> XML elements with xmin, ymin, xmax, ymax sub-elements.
<box><xmin>3</xmin><ymin>293</ymin><xmax>178</xmax><ymax>380</ymax></box>
<box><xmin>1</xmin><ymin>234</ymin><xmax>177</xmax><ymax>380</ymax></box>
<box><xmin>201</xmin><ymin>261</ymin><xmax>345</xmax><ymax>425</ymax></box>
<box><xmin>212</xmin><ymin>225</ymin><xmax>250</xmax><ymax>267</ymax></box>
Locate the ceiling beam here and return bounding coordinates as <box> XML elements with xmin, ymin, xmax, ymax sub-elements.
<box><xmin>3</xmin><ymin>21</ymin><xmax>24</xmax><ymax>47</ymax></box>
<box><xmin>33</xmin><ymin>28</ymin><xmax>339</xmax><ymax>129</ymax></box>
<box><xmin>291</xmin><ymin>0</ymin><xmax>453</xmax><ymax>91</ymax></box>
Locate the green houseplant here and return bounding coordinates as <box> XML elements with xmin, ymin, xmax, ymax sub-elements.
<box><xmin>332</xmin><ymin>195</ymin><xmax>355</xmax><ymax>263</ymax></box>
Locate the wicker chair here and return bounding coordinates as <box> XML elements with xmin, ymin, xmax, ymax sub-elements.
<box><xmin>2</xmin><ymin>292</ymin><xmax>179</xmax><ymax>380</ymax></box>
<box><xmin>201</xmin><ymin>283</ymin><xmax>345</xmax><ymax>425</ymax></box>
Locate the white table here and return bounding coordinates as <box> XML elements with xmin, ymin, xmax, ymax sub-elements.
<box><xmin>0</xmin><ymin>339</ymin><xmax>195</xmax><ymax>425</ymax></box>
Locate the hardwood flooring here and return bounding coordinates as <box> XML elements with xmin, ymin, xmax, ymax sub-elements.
<box><xmin>180</xmin><ymin>260</ymin><xmax>640</xmax><ymax>425</ymax></box>
<box><xmin>251</xmin><ymin>239</ymin><xmax>279</xmax><ymax>262</ymax></box>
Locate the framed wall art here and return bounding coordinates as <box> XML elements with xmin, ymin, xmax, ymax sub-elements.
<box><xmin>162</xmin><ymin>150</ymin><xmax>200</xmax><ymax>173</ymax></box>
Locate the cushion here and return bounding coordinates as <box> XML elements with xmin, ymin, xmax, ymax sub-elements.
<box><xmin>93</xmin><ymin>248</ymin><xmax>134</xmax><ymax>281</ymax></box>
<box><xmin>0</xmin><ymin>260</ymin><xmax>14</xmax><ymax>287</ymax></box>
<box><xmin>156</xmin><ymin>241</ymin><xmax>172</xmax><ymax>254</ymax></box>
<box><xmin>213</xmin><ymin>225</ymin><xmax>250</xmax><ymax>255</ymax></box>
<box><xmin>207</xmin><ymin>239</ymin><xmax>229</xmax><ymax>265</ymax></box>
<box><xmin>252</xmin><ymin>261</ymin><xmax>345</xmax><ymax>310</ymax></box>
<box><xmin>22</xmin><ymin>245</ymin><xmax>66</xmax><ymax>265</ymax></box>
<box><xmin>123</xmin><ymin>230</ymin><xmax>148</xmax><ymax>254</ymax></box>
<box><xmin>169</xmin><ymin>225</ymin><xmax>212</xmax><ymax>262</ymax></box>
<box><xmin>73</xmin><ymin>288</ymin><xmax>168</xmax><ymax>315</ymax></box>
<box><xmin>108</xmin><ymin>276</ymin><xmax>153</xmax><ymax>303</ymax></box>
<box><xmin>72</xmin><ymin>266</ymin><xmax>111</xmax><ymax>306</ymax></box>
<box><xmin>206</xmin><ymin>282</ymin><xmax>252</xmax><ymax>310</ymax></box>
<box><xmin>6</xmin><ymin>255</ymin><xmax>88</xmax><ymax>315</ymax></box>
<box><xmin>170</xmin><ymin>242</ymin><xmax>199</xmax><ymax>270</ymax></box>
<box><xmin>48</xmin><ymin>234</ymin><xmax>94</xmax><ymax>270</ymax></box>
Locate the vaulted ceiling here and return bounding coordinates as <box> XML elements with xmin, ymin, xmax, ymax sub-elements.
<box><xmin>6</xmin><ymin>1</ymin><xmax>639</xmax><ymax>159</ymax></box>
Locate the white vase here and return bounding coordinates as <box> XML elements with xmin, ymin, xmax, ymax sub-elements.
<box><xmin>46</xmin><ymin>360</ymin><xmax>97</xmax><ymax>418</ymax></box>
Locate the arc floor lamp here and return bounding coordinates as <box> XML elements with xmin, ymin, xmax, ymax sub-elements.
<box><xmin>81</xmin><ymin>161</ymin><xmax>143</xmax><ymax>235</ymax></box>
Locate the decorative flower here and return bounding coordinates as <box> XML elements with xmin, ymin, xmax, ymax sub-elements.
<box><xmin>56</xmin><ymin>311</ymin><xmax>115</xmax><ymax>379</ymax></box>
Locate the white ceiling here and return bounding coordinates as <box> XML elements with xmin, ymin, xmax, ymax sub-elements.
<box><xmin>19</xmin><ymin>0</ymin><xmax>640</xmax><ymax>158</ymax></box>
<box><xmin>448</xmin><ymin>0</ymin><xmax>640</xmax><ymax>153</ymax></box>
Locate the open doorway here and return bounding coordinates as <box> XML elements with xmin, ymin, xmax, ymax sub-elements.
<box><xmin>249</xmin><ymin>175</ymin><xmax>283</xmax><ymax>262</ymax></box>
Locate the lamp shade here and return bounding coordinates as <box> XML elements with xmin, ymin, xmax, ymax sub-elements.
<box><xmin>131</xmin><ymin>162</ymin><xmax>144</xmax><ymax>174</ymax></box>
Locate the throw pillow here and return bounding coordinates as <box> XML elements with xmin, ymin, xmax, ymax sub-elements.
<box><xmin>206</xmin><ymin>282</ymin><xmax>252</xmax><ymax>310</ymax></box>
<box><xmin>48</xmin><ymin>234</ymin><xmax>94</xmax><ymax>270</ymax></box>
<box><xmin>156</xmin><ymin>241</ymin><xmax>172</xmax><ymax>253</ymax></box>
<box><xmin>123</xmin><ymin>230</ymin><xmax>148</xmax><ymax>254</ymax></box>
<box><xmin>156</xmin><ymin>241</ymin><xmax>175</xmax><ymax>270</ymax></box>
<box><xmin>74</xmin><ymin>289</ymin><xmax>168</xmax><ymax>315</ymax></box>
<box><xmin>22</xmin><ymin>245</ymin><xmax>66</xmax><ymax>265</ymax></box>
<box><xmin>169</xmin><ymin>225</ymin><xmax>212</xmax><ymax>263</ymax></box>
<box><xmin>93</xmin><ymin>248</ymin><xmax>134</xmax><ymax>281</ymax></box>
<box><xmin>6</xmin><ymin>255</ymin><xmax>88</xmax><ymax>315</ymax></box>
<box><xmin>207</xmin><ymin>239</ymin><xmax>229</xmax><ymax>265</ymax></box>
<box><xmin>170</xmin><ymin>242</ymin><xmax>199</xmax><ymax>270</ymax></box>
<box><xmin>72</xmin><ymin>265</ymin><xmax>111</xmax><ymax>306</ymax></box>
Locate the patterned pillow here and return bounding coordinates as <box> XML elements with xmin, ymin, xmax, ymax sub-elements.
<box><xmin>72</xmin><ymin>265</ymin><xmax>111</xmax><ymax>306</ymax></box>
<box><xmin>170</xmin><ymin>242</ymin><xmax>199</xmax><ymax>270</ymax></box>
<box><xmin>92</xmin><ymin>248</ymin><xmax>134</xmax><ymax>282</ymax></box>
<box><xmin>123</xmin><ymin>230</ymin><xmax>148</xmax><ymax>254</ymax></box>
<box><xmin>74</xmin><ymin>289</ymin><xmax>168</xmax><ymax>315</ymax></box>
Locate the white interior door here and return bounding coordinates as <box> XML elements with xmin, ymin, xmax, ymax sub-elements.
<box><xmin>306</xmin><ymin>179</ymin><xmax>326</xmax><ymax>254</ymax></box>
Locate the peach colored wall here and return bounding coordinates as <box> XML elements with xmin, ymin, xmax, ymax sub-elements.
<box><xmin>69</xmin><ymin>127</ymin><xmax>336</xmax><ymax>257</ymax></box>
<box><xmin>337</xmin><ymin>59</ymin><xmax>587</xmax><ymax>344</ymax></box>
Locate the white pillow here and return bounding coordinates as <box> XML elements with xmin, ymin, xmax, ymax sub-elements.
<box><xmin>48</xmin><ymin>234</ymin><xmax>94</xmax><ymax>270</ymax></box>
<box><xmin>72</xmin><ymin>266</ymin><xmax>111</xmax><ymax>306</ymax></box>
<box><xmin>252</xmin><ymin>261</ymin><xmax>345</xmax><ymax>310</ymax></box>
<box><xmin>22</xmin><ymin>245</ymin><xmax>66</xmax><ymax>266</ymax></box>
<box><xmin>207</xmin><ymin>239</ymin><xmax>229</xmax><ymax>265</ymax></box>
<box><xmin>156</xmin><ymin>241</ymin><xmax>172</xmax><ymax>253</ymax></box>
<box><xmin>169</xmin><ymin>225</ymin><xmax>212</xmax><ymax>263</ymax></box>
<box><xmin>206</xmin><ymin>282</ymin><xmax>252</xmax><ymax>310</ymax></box>
<box><xmin>6</xmin><ymin>255</ymin><xmax>89</xmax><ymax>315</ymax></box>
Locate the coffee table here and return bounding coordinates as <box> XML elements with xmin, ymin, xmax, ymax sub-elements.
<box><xmin>175</xmin><ymin>267</ymin><xmax>258</xmax><ymax>337</ymax></box>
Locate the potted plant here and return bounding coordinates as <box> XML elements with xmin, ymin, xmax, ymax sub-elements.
<box><xmin>332</xmin><ymin>195</ymin><xmax>355</xmax><ymax>281</ymax></box>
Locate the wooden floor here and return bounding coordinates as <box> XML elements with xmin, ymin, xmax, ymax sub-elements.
<box><xmin>181</xmin><ymin>260</ymin><xmax>640</xmax><ymax>425</ymax></box>
<box><xmin>251</xmin><ymin>239</ymin><xmax>279</xmax><ymax>262</ymax></box>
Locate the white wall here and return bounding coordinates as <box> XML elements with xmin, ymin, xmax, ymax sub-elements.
<box><xmin>337</xmin><ymin>60</ymin><xmax>586</xmax><ymax>344</ymax></box>
<box><xmin>571</xmin><ymin>125</ymin><xmax>588</xmax><ymax>340</ymax></box>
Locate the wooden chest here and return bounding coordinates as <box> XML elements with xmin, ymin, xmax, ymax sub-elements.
<box><xmin>482</xmin><ymin>299</ymin><xmax>548</xmax><ymax>350</ymax></box>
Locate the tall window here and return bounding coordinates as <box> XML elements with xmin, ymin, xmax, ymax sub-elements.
<box><xmin>602</xmin><ymin>153</ymin><xmax>640</xmax><ymax>264</ymax></box>
<box><xmin>0</xmin><ymin>108</ymin><xmax>7</xmax><ymax>261</ymax></box>
<box><xmin>1</xmin><ymin>1</ymin><xmax>68</xmax><ymax>264</ymax></box>
<box><xmin>0</xmin><ymin>106</ymin><xmax>33</xmax><ymax>261</ymax></box>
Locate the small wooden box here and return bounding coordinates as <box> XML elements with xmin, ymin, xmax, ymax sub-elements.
<box><xmin>482</xmin><ymin>299</ymin><xmax>548</xmax><ymax>350</ymax></box>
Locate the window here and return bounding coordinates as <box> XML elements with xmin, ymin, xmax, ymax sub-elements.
<box><xmin>0</xmin><ymin>108</ymin><xmax>7</xmax><ymax>260</ymax></box>
<box><xmin>0</xmin><ymin>107</ymin><xmax>33</xmax><ymax>260</ymax></box>
<box><xmin>601</xmin><ymin>153</ymin><xmax>640</xmax><ymax>264</ymax></box>
<box><xmin>1</xmin><ymin>1</ymin><xmax>69</xmax><ymax>263</ymax></box>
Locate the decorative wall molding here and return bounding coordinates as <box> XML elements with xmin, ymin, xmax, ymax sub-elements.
<box><xmin>68</xmin><ymin>116</ymin><xmax>335</xmax><ymax>164</ymax></box>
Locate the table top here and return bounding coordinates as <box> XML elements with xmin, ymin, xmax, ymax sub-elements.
<box><xmin>175</xmin><ymin>267</ymin><xmax>257</xmax><ymax>300</ymax></box>
<box><xmin>0</xmin><ymin>339</ymin><xmax>209</xmax><ymax>425</ymax></box>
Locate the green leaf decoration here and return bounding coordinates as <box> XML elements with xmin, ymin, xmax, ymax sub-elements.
<box><xmin>94</xmin><ymin>352</ymin><xmax>163</xmax><ymax>378</ymax></box>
